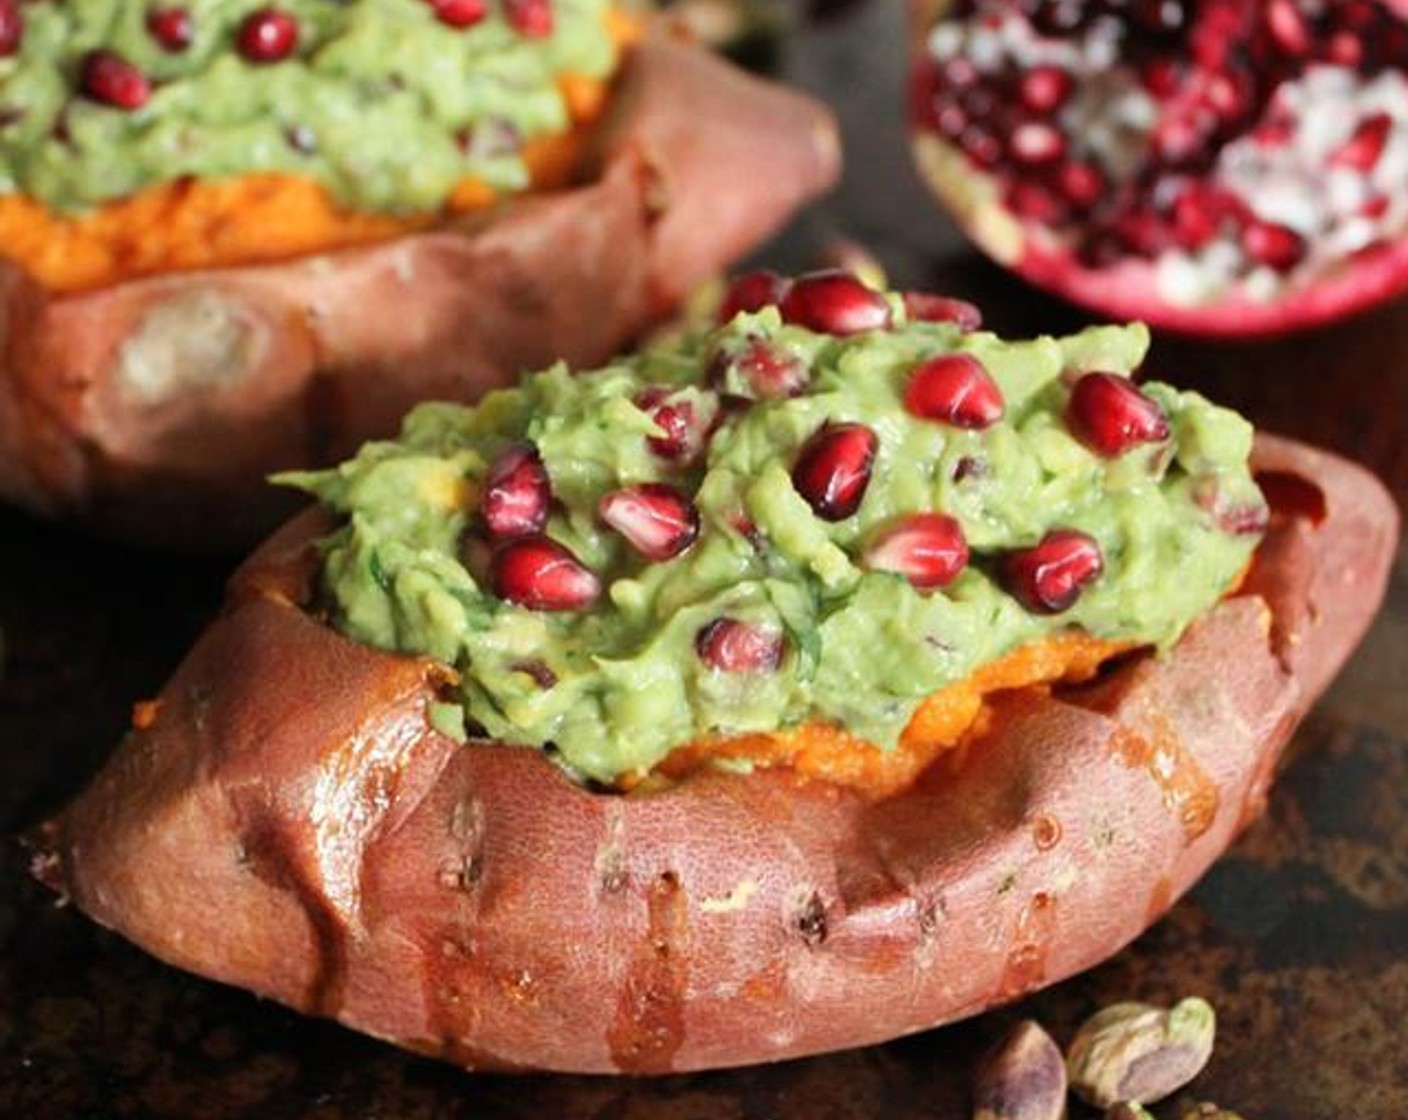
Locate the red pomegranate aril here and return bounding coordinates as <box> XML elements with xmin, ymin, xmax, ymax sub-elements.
<box><xmin>905</xmin><ymin>353</ymin><xmax>1004</xmax><ymax>430</ymax></box>
<box><xmin>695</xmin><ymin>618</ymin><xmax>784</xmax><ymax>673</ymax></box>
<box><xmin>1172</xmin><ymin>187</ymin><xmax>1226</xmax><ymax>250</ymax></box>
<box><xmin>903</xmin><ymin>291</ymin><xmax>982</xmax><ymax>331</ymax></box>
<box><xmin>238</xmin><ymin>9</ymin><xmax>299</xmax><ymax>63</ymax></box>
<box><xmin>779</xmin><ymin>271</ymin><xmax>892</xmax><ymax>336</ymax></box>
<box><xmin>1330</xmin><ymin>113</ymin><xmax>1392</xmax><ymax>173</ymax></box>
<box><xmin>1140</xmin><ymin>57</ymin><xmax>1182</xmax><ymax>98</ymax></box>
<box><xmin>1202</xmin><ymin>69</ymin><xmax>1251</xmax><ymax>122</ymax></box>
<box><xmin>864</xmin><ymin>514</ymin><xmax>969</xmax><ymax>590</ymax></box>
<box><xmin>1010</xmin><ymin>121</ymin><xmax>1066</xmax><ymax>165</ymax></box>
<box><xmin>80</xmin><ymin>51</ymin><xmax>151</xmax><ymax>111</ymax></box>
<box><xmin>1057</xmin><ymin>162</ymin><xmax>1106</xmax><ymax>210</ymax></box>
<box><xmin>734</xmin><ymin>338</ymin><xmax>810</xmax><ymax>399</ymax></box>
<box><xmin>1066</xmin><ymin>373</ymin><xmax>1170</xmax><ymax>457</ymax></box>
<box><xmin>1001</xmin><ymin>529</ymin><xmax>1104</xmax><ymax>614</ymax></box>
<box><xmin>1006</xmin><ymin>180</ymin><xmax>1067</xmax><ymax>225</ymax></box>
<box><xmin>1264</xmin><ymin>0</ymin><xmax>1310</xmax><ymax>57</ymax></box>
<box><xmin>598</xmin><ymin>483</ymin><xmax>700</xmax><ymax>561</ymax></box>
<box><xmin>505</xmin><ymin>0</ymin><xmax>553</xmax><ymax>37</ymax></box>
<box><xmin>482</xmin><ymin>443</ymin><xmax>551</xmax><ymax>539</ymax></box>
<box><xmin>429</xmin><ymin>0</ymin><xmax>488</xmax><ymax>28</ymax></box>
<box><xmin>490</xmin><ymin>537</ymin><xmax>600</xmax><ymax>611</ymax></box>
<box><xmin>0</xmin><ymin>1</ymin><xmax>20</xmax><ymax>57</ymax></box>
<box><xmin>791</xmin><ymin>422</ymin><xmax>878</xmax><ymax>522</ymax></box>
<box><xmin>719</xmin><ymin>269</ymin><xmax>789</xmax><ymax>323</ymax></box>
<box><xmin>1018</xmin><ymin>65</ymin><xmax>1073</xmax><ymax>114</ymax></box>
<box><xmin>1241</xmin><ymin>220</ymin><xmax>1307</xmax><ymax>272</ymax></box>
<box><xmin>1324</xmin><ymin>30</ymin><xmax>1363</xmax><ymax>67</ymax></box>
<box><xmin>147</xmin><ymin>7</ymin><xmax>193</xmax><ymax>51</ymax></box>
<box><xmin>959</xmin><ymin>124</ymin><xmax>1003</xmax><ymax>168</ymax></box>
<box><xmin>635</xmin><ymin>389</ymin><xmax>710</xmax><ymax>466</ymax></box>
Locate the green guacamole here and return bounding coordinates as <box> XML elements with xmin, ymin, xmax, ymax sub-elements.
<box><xmin>285</xmin><ymin>290</ymin><xmax>1265</xmax><ymax>785</ymax></box>
<box><xmin>0</xmin><ymin>0</ymin><xmax>618</xmax><ymax>213</ymax></box>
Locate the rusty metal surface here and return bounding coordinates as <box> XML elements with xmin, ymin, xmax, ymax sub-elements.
<box><xmin>1</xmin><ymin>4</ymin><xmax>1405</xmax><ymax>1118</ymax></box>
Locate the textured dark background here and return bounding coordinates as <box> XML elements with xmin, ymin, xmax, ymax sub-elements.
<box><xmin>2</xmin><ymin>3</ymin><xmax>1406</xmax><ymax>1118</ymax></box>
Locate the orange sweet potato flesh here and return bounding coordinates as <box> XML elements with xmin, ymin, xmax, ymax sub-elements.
<box><xmin>36</xmin><ymin>435</ymin><xmax>1398</xmax><ymax>1073</ymax></box>
<box><xmin>0</xmin><ymin>31</ymin><xmax>840</xmax><ymax>550</ymax></box>
<box><xmin>0</xmin><ymin>13</ymin><xmax>637</xmax><ymax>294</ymax></box>
<box><xmin>658</xmin><ymin>632</ymin><xmax>1133</xmax><ymax>800</ymax></box>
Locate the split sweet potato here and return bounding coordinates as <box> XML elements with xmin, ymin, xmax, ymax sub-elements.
<box><xmin>35</xmin><ymin>435</ymin><xmax>1398</xmax><ymax>1073</ymax></box>
<box><xmin>0</xmin><ymin>33</ymin><xmax>839</xmax><ymax>549</ymax></box>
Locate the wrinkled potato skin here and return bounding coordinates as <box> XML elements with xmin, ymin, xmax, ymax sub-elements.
<box><xmin>40</xmin><ymin>437</ymin><xmax>1398</xmax><ymax>1074</ymax></box>
<box><xmin>0</xmin><ymin>32</ymin><xmax>840</xmax><ymax>549</ymax></box>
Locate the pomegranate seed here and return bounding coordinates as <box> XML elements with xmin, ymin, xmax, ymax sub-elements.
<box><xmin>903</xmin><ymin>291</ymin><xmax>982</xmax><ymax>331</ymax></box>
<box><xmin>1171</xmin><ymin>187</ymin><xmax>1226</xmax><ymax>250</ymax></box>
<box><xmin>482</xmin><ymin>443</ymin><xmax>550</xmax><ymax>539</ymax></box>
<box><xmin>1017</xmin><ymin>65</ymin><xmax>1073</xmax><ymax>114</ymax></box>
<box><xmin>730</xmin><ymin>338</ymin><xmax>810</xmax><ymax>399</ymax></box>
<box><xmin>1330</xmin><ymin>113</ymin><xmax>1392</xmax><ymax>173</ymax></box>
<box><xmin>0</xmin><ymin>1</ymin><xmax>20</xmax><ymax>57</ymax></box>
<box><xmin>1264</xmin><ymin>0</ymin><xmax>1310</xmax><ymax>56</ymax></box>
<box><xmin>146</xmin><ymin>7</ymin><xmax>193</xmax><ymax>51</ymax></box>
<box><xmin>491</xmin><ymin>537</ymin><xmax>600</xmax><ymax>612</ymax></box>
<box><xmin>1324</xmin><ymin>31</ymin><xmax>1363</xmax><ymax>67</ymax></box>
<box><xmin>779</xmin><ymin>270</ymin><xmax>892</xmax><ymax>336</ymax></box>
<box><xmin>1193</xmin><ymin>478</ymin><xmax>1270</xmax><ymax>537</ymax></box>
<box><xmin>1241</xmin><ymin>220</ymin><xmax>1306</xmax><ymax>271</ymax></box>
<box><xmin>429</xmin><ymin>0</ymin><xmax>488</xmax><ymax>28</ymax></box>
<box><xmin>719</xmin><ymin>269</ymin><xmax>789</xmax><ymax>323</ymax></box>
<box><xmin>1057</xmin><ymin>162</ymin><xmax>1106</xmax><ymax>210</ymax></box>
<box><xmin>1202</xmin><ymin>69</ymin><xmax>1251</xmax><ymax>122</ymax></box>
<box><xmin>1001</xmin><ymin>530</ymin><xmax>1104</xmax><ymax>614</ymax></box>
<box><xmin>80</xmin><ymin>51</ymin><xmax>151</xmax><ymax>111</ymax></box>
<box><xmin>905</xmin><ymin>353</ymin><xmax>1005</xmax><ymax>430</ymax></box>
<box><xmin>1363</xmin><ymin>195</ymin><xmax>1391</xmax><ymax>220</ymax></box>
<box><xmin>1066</xmin><ymin>372</ymin><xmax>1170</xmax><ymax>457</ymax></box>
<box><xmin>959</xmin><ymin>124</ymin><xmax>1003</xmax><ymax>168</ymax></box>
<box><xmin>238</xmin><ymin>9</ymin><xmax>299</xmax><ymax>63</ymax></box>
<box><xmin>635</xmin><ymin>389</ymin><xmax>711</xmax><ymax>465</ymax></box>
<box><xmin>695</xmin><ymin>618</ymin><xmax>784</xmax><ymax>673</ymax></box>
<box><xmin>1140</xmin><ymin>58</ymin><xmax>1182</xmax><ymax>98</ymax></box>
<box><xmin>938</xmin><ymin>56</ymin><xmax>979</xmax><ymax>90</ymax></box>
<box><xmin>863</xmin><ymin>514</ymin><xmax>969</xmax><ymax>590</ymax></box>
<box><xmin>1010</xmin><ymin>121</ymin><xmax>1066</xmax><ymax>165</ymax></box>
<box><xmin>1005</xmin><ymin>181</ymin><xmax>1068</xmax><ymax>225</ymax></box>
<box><xmin>598</xmin><ymin>483</ymin><xmax>700</xmax><ymax>561</ymax></box>
<box><xmin>792</xmin><ymin>422</ymin><xmax>878</xmax><ymax>522</ymax></box>
<box><xmin>505</xmin><ymin>0</ymin><xmax>554</xmax><ymax>37</ymax></box>
<box><xmin>933</xmin><ymin>99</ymin><xmax>968</xmax><ymax>138</ymax></box>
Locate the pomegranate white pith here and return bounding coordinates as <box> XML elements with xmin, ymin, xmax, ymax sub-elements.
<box><xmin>911</xmin><ymin>0</ymin><xmax>1408</xmax><ymax>335</ymax></box>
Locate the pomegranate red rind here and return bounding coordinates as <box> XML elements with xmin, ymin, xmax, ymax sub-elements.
<box><xmin>909</xmin><ymin>0</ymin><xmax>1408</xmax><ymax>337</ymax></box>
<box><xmin>36</xmin><ymin>434</ymin><xmax>1398</xmax><ymax>1073</ymax></box>
<box><xmin>0</xmin><ymin>32</ymin><xmax>839</xmax><ymax>550</ymax></box>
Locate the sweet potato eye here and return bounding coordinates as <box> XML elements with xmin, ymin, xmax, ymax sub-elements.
<box><xmin>1254</xmin><ymin>470</ymin><xmax>1327</xmax><ymax>526</ymax></box>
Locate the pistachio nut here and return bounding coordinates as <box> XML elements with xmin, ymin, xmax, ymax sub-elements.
<box><xmin>973</xmin><ymin>1019</ymin><xmax>1068</xmax><ymax>1120</ymax></box>
<box><xmin>1066</xmin><ymin>997</ymin><xmax>1216</xmax><ymax>1108</ymax></box>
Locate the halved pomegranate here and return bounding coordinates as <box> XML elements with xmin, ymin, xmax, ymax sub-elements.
<box><xmin>909</xmin><ymin>0</ymin><xmax>1408</xmax><ymax>336</ymax></box>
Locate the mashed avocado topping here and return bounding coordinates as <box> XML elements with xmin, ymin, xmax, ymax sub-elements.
<box><xmin>285</xmin><ymin>277</ymin><xmax>1266</xmax><ymax>786</ymax></box>
<box><xmin>0</xmin><ymin>0</ymin><xmax>618</xmax><ymax>214</ymax></box>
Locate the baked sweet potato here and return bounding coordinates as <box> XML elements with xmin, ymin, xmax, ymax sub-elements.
<box><xmin>0</xmin><ymin>32</ymin><xmax>839</xmax><ymax>549</ymax></box>
<box><xmin>35</xmin><ymin>434</ymin><xmax>1397</xmax><ymax>1073</ymax></box>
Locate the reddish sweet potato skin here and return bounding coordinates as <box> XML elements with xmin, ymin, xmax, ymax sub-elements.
<box><xmin>39</xmin><ymin>436</ymin><xmax>1398</xmax><ymax>1073</ymax></box>
<box><xmin>0</xmin><ymin>34</ymin><xmax>839</xmax><ymax>550</ymax></box>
